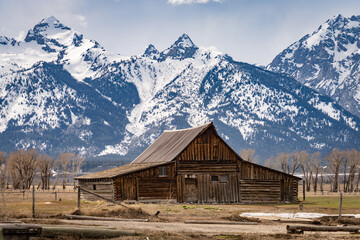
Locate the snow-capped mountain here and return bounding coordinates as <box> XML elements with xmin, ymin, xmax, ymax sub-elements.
<box><xmin>268</xmin><ymin>14</ymin><xmax>360</xmax><ymax>118</ymax></box>
<box><xmin>1</xmin><ymin>16</ymin><xmax>360</xmax><ymax>161</ymax></box>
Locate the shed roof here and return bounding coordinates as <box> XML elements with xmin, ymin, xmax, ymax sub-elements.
<box><xmin>75</xmin><ymin>162</ymin><xmax>165</xmax><ymax>180</ymax></box>
<box><xmin>131</xmin><ymin>122</ymin><xmax>212</xmax><ymax>164</ymax></box>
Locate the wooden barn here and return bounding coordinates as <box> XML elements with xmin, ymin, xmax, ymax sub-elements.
<box><xmin>76</xmin><ymin>122</ymin><xmax>300</xmax><ymax>203</ymax></box>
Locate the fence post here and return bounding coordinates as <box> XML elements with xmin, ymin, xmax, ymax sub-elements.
<box><xmin>303</xmin><ymin>179</ymin><xmax>306</xmax><ymax>201</ymax></box>
<box><xmin>32</xmin><ymin>185</ymin><xmax>35</xmax><ymax>218</ymax></box>
<box><xmin>77</xmin><ymin>186</ymin><xmax>81</xmax><ymax>211</ymax></box>
<box><xmin>338</xmin><ymin>192</ymin><xmax>343</xmax><ymax>219</ymax></box>
<box><xmin>55</xmin><ymin>191</ymin><xmax>57</xmax><ymax>201</ymax></box>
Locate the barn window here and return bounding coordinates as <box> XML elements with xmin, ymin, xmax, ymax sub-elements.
<box><xmin>220</xmin><ymin>175</ymin><xmax>228</xmax><ymax>183</ymax></box>
<box><xmin>159</xmin><ymin>166</ymin><xmax>167</xmax><ymax>177</ymax></box>
<box><xmin>93</xmin><ymin>184</ymin><xmax>96</xmax><ymax>190</ymax></box>
<box><xmin>211</xmin><ymin>175</ymin><xmax>219</xmax><ymax>182</ymax></box>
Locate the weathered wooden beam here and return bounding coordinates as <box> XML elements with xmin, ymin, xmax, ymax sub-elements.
<box><xmin>65</xmin><ymin>214</ymin><xmax>148</xmax><ymax>222</ymax></box>
<box><xmin>0</xmin><ymin>223</ymin><xmax>42</xmax><ymax>239</ymax></box>
<box><xmin>184</xmin><ymin>220</ymin><xmax>257</xmax><ymax>225</ymax></box>
<box><xmin>41</xmin><ymin>226</ymin><xmax>136</xmax><ymax>238</ymax></box>
<box><xmin>79</xmin><ymin>187</ymin><xmax>131</xmax><ymax>210</ymax></box>
<box><xmin>286</xmin><ymin>225</ymin><xmax>360</xmax><ymax>234</ymax></box>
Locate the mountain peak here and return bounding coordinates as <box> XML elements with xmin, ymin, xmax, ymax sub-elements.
<box><xmin>40</xmin><ymin>16</ymin><xmax>60</xmax><ymax>25</ymax></box>
<box><xmin>25</xmin><ymin>16</ymin><xmax>71</xmax><ymax>43</ymax></box>
<box><xmin>268</xmin><ymin>13</ymin><xmax>360</xmax><ymax>118</ymax></box>
<box><xmin>0</xmin><ymin>36</ymin><xmax>18</xmax><ymax>46</ymax></box>
<box><xmin>143</xmin><ymin>44</ymin><xmax>159</xmax><ymax>58</ymax></box>
<box><xmin>160</xmin><ymin>33</ymin><xmax>198</xmax><ymax>60</ymax></box>
<box><xmin>174</xmin><ymin>33</ymin><xmax>196</xmax><ymax>49</ymax></box>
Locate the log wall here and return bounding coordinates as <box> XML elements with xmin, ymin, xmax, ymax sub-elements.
<box><xmin>113</xmin><ymin>163</ymin><xmax>176</xmax><ymax>201</ymax></box>
<box><xmin>78</xmin><ymin>179</ymin><xmax>113</xmax><ymax>201</ymax></box>
<box><xmin>138</xmin><ymin>178</ymin><xmax>176</xmax><ymax>200</ymax></box>
<box><xmin>239</xmin><ymin>180</ymin><xmax>280</xmax><ymax>203</ymax></box>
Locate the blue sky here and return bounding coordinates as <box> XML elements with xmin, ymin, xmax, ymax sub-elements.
<box><xmin>1</xmin><ymin>0</ymin><xmax>360</xmax><ymax>65</ymax></box>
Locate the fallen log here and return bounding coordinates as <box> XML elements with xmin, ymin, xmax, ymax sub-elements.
<box><xmin>184</xmin><ymin>220</ymin><xmax>257</xmax><ymax>225</ymax></box>
<box><xmin>65</xmin><ymin>214</ymin><xmax>148</xmax><ymax>222</ymax></box>
<box><xmin>41</xmin><ymin>226</ymin><xmax>136</xmax><ymax>238</ymax></box>
<box><xmin>0</xmin><ymin>223</ymin><xmax>42</xmax><ymax>239</ymax></box>
<box><xmin>287</xmin><ymin>225</ymin><xmax>360</xmax><ymax>234</ymax></box>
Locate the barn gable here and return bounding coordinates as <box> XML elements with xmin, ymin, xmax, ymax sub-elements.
<box><xmin>177</xmin><ymin>123</ymin><xmax>239</xmax><ymax>162</ymax></box>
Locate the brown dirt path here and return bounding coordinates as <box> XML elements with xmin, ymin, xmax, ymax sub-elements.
<box><xmin>60</xmin><ymin>219</ymin><xmax>354</xmax><ymax>237</ymax></box>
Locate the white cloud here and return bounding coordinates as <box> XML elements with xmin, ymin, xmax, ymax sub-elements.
<box><xmin>168</xmin><ymin>0</ymin><xmax>223</xmax><ymax>5</ymax></box>
<box><xmin>73</xmin><ymin>14</ymin><xmax>87</xmax><ymax>28</ymax></box>
<box><xmin>15</xmin><ymin>30</ymin><xmax>26</xmax><ymax>41</ymax></box>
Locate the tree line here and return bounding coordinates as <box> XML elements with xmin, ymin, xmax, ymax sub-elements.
<box><xmin>240</xmin><ymin>148</ymin><xmax>360</xmax><ymax>193</ymax></box>
<box><xmin>0</xmin><ymin>149</ymin><xmax>85</xmax><ymax>190</ymax></box>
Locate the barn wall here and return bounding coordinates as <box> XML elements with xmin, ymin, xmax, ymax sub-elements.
<box><xmin>177</xmin><ymin>161</ymin><xmax>240</xmax><ymax>203</ymax></box>
<box><xmin>177</xmin><ymin>126</ymin><xmax>238</xmax><ymax>162</ymax></box>
<box><xmin>176</xmin><ymin>174</ymin><xmax>240</xmax><ymax>203</ymax></box>
<box><xmin>238</xmin><ymin>161</ymin><xmax>299</xmax><ymax>202</ymax></box>
<box><xmin>113</xmin><ymin>163</ymin><xmax>176</xmax><ymax>201</ymax></box>
<box><xmin>78</xmin><ymin>179</ymin><xmax>113</xmax><ymax>201</ymax></box>
<box><xmin>239</xmin><ymin>180</ymin><xmax>281</xmax><ymax>203</ymax></box>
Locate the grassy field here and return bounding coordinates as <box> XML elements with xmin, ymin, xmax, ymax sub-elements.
<box><xmin>1</xmin><ymin>186</ymin><xmax>359</xmax><ymax>220</ymax></box>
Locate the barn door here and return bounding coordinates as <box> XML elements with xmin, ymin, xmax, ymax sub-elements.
<box><xmin>184</xmin><ymin>178</ymin><xmax>198</xmax><ymax>202</ymax></box>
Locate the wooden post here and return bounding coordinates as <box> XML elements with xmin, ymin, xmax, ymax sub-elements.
<box><xmin>302</xmin><ymin>179</ymin><xmax>305</xmax><ymax>201</ymax></box>
<box><xmin>32</xmin><ymin>185</ymin><xmax>35</xmax><ymax>218</ymax></box>
<box><xmin>77</xmin><ymin>186</ymin><xmax>81</xmax><ymax>211</ymax></box>
<box><xmin>55</xmin><ymin>191</ymin><xmax>57</xmax><ymax>201</ymax></box>
<box><xmin>22</xmin><ymin>190</ymin><xmax>25</xmax><ymax>200</ymax></box>
<box><xmin>339</xmin><ymin>192</ymin><xmax>343</xmax><ymax>219</ymax></box>
<box><xmin>136</xmin><ymin>178</ymin><xmax>139</xmax><ymax>201</ymax></box>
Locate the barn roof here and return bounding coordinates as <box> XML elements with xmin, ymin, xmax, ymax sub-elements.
<box><xmin>131</xmin><ymin>122</ymin><xmax>213</xmax><ymax>164</ymax></box>
<box><xmin>75</xmin><ymin>162</ymin><xmax>165</xmax><ymax>180</ymax></box>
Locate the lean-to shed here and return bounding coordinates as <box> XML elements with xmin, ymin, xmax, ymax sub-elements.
<box><xmin>76</xmin><ymin>122</ymin><xmax>300</xmax><ymax>203</ymax></box>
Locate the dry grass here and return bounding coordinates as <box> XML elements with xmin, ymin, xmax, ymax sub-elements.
<box><xmin>222</xmin><ymin>213</ymin><xmax>262</xmax><ymax>223</ymax></box>
<box><xmin>315</xmin><ymin>215</ymin><xmax>360</xmax><ymax>226</ymax></box>
<box><xmin>74</xmin><ymin>204</ymin><xmax>150</xmax><ymax>219</ymax></box>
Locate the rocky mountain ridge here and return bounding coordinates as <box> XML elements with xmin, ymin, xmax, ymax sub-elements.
<box><xmin>0</xmin><ymin>16</ymin><xmax>359</xmax><ymax>161</ymax></box>
<box><xmin>268</xmin><ymin>14</ymin><xmax>360</xmax><ymax>119</ymax></box>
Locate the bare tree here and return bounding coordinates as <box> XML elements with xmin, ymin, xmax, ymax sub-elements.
<box><xmin>319</xmin><ymin>166</ymin><xmax>325</xmax><ymax>195</ymax></box>
<box><xmin>0</xmin><ymin>152</ymin><xmax>8</xmax><ymax>220</ymax></box>
<box><xmin>342</xmin><ymin>150</ymin><xmax>351</xmax><ymax>192</ymax></box>
<box><xmin>276</xmin><ymin>152</ymin><xmax>292</xmax><ymax>174</ymax></box>
<box><xmin>240</xmin><ymin>149</ymin><xmax>258</xmax><ymax>163</ymax></box>
<box><xmin>71</xmin><ymin>154</ymin><xmax>85</xmax><ymax>188</ymax></box>
<box><xmin>0</xmin><ymin>152</ymin><xmax>7</xmax><ymax>189</ymax></box>
<box><xmin>37</xmin><ymin>154</ymin><xmax>54</xmax><ymax>190</ymax></box>
<box><xmin>300</xmin><ymin>151</ymin><xmax>312</xmax><ymax>192</ymax></box>
<box><xmin>52</xmin><ymin>157</ymin><xmax>61</xmax><ymax>190</ymax></box>
<box><xmin>7</xmin><ymin>149</ymin><xmax>38</xmax><ymax>189</ymax></box>
<box><xmin>356</xmin><ymin>160</ymin><xmax>360</xmax><ymax>192</ymax></box>
<box><xmin>264</xmin><ymin>156</ymin><xmax>277</xmax><ymax>169</ymax></box>
<box><xmin>311</xmin><ymin>152</ymin><xmax>321</xmax><ymax>193</ymax></box>
<box><xmin>346</xmin><ymin>150</ymin><xmax>359</xmax><ymax>193</ymax></box>
<box><xmin>58</xmin><ymin>152</ymin><xmax>75</xmax><ymax>190</ymax></box>
<box><xmin>290</xmin><ymin>152</ymin><xmax>301</xmax><ymax>175</ymax></box>
<box><xmin>326</xmin><ymin>148</ymin><xmax>344</xmax><ymax>192</ymax></box>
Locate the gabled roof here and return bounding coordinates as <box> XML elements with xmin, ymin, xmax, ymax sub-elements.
<box><xmin>75</xmin><ymin>163</ymin><xmax>166</xmax><ymax>180</ymax></box>
<box><xmin>131</xmin><ymin>122</ymin><xmax>213</xmax><ymax>164</ymax></box>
